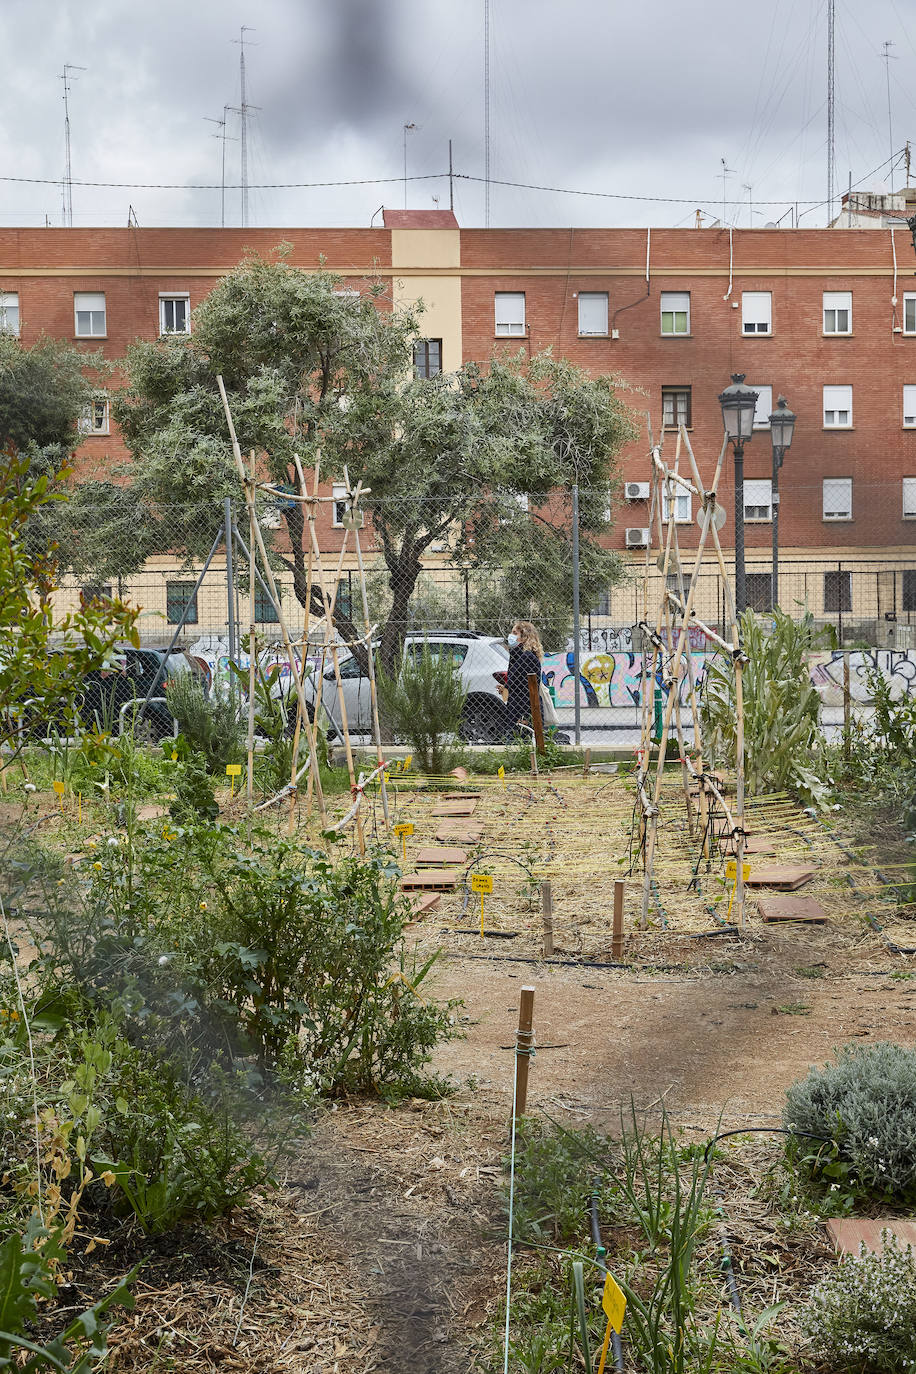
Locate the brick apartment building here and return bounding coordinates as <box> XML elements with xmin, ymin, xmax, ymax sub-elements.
<box><xmin>2</xmin><ymin>213</ymin><xmax>915</xmax><ymax>643</ymax></box>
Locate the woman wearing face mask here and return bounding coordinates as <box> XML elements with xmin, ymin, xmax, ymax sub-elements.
<box><xmin>504</xmin><ymin>620</ymin><xmax>544</xmax><ymax>738</ymax></box>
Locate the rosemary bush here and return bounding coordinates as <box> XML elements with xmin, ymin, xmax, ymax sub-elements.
<box><xmin>165</xmin><ymin>672</ymin><xmax>245</xmax><ymax>773</ymax></box>
<box><xmin>377</xmin><ymin>644</ymin><xmax>467</xmax><ymax>775</ymax></box>
<box><xmin>800</xmin><ymin>1231</ymin><xmax>916</xmax><ymax>1372</ymax></box>
<box><xmin>785</xmin><ymin>1043</ymin><xmax>916</xmax><ymax>1202</ymax></box>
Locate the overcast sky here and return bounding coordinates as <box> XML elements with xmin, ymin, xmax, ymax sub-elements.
<box><xmin>3</xmin><ymin>0</ymin><xmax>916</xmax><ymax>231</ymax></box>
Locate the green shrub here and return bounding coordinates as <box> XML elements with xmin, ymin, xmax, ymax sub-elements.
<box><xmin>800</xmin><ymin>1231</ymin><xmax>916</xmax><ymax>1372</ymax></box>
<box><xmin>701</xmin><ymin>608</ymin><xmax>828</xmax><ymax>805</ymax></box>
<box><xmin>165</xmin><ymin>673</ymin><xmax>245</xmax><ymax>774</ymax></box>
<box><xmin>785</xmin><ymin>1043</ymin><xmax>916</xmax><ymax>1202</ymax></box>
<box><xmin>378</xmin><ymin>645</ymin><xmax>466</xmax><ymax>775</ymax></box>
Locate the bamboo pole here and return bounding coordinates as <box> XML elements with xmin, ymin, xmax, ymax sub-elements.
<box><xmin>216</xmin><ymin>375</ymin><xmax>328</xmax><ymax>829</ymax></box>
<box><xmin>246</xmin><ymin>452</ymin><xmax>257</xmax><ymax>813</ymax></box>
<box><xmin>350</xmin><ymin>485</ymin><xmax>390</xmax><ymax>829</ymax></box>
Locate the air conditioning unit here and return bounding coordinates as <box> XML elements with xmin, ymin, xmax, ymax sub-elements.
<box><xmin>625</xmin><ymin>481</ymin><xmax>650</xmax><ymax>501</ymax></box>
<box><xmin>625</xmin><ymin>527</ymin><xmax>650</xmax><ymax>548</ymax></box>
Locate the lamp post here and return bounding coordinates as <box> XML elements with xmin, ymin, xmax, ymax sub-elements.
<box><xmin>718</xmin><ymin>374</ymin><xmax>759</xmax><ymax>617</ymax></box>
<box><xmin>768</xmin><ymin>396</ymin><xmax>796</xmax><ymax>611</ymax></box>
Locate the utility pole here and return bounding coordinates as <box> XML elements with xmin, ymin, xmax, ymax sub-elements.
<box><xmin>231</xmin><ymin>26</ymin><xmax>257</xmax><ymax>227</ymax></box>
<box><xmin>827</xmin><ymin>0</ymin><xmax>836</xmax><ymax>222</ymax></box>
<box><xmin>60</xmin><ymin>63</ymin><xmax>86</xmax><ymax>227</ymax></box>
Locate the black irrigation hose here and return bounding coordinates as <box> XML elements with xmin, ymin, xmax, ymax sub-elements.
<box><xmin>589</xmin><ymin>1183</ymin><xmax>625</xmax><ymax>1371</ymax></box>
<box><xmin>702</xmin><ymin>1125</ymin><xmax>830</xmax><ymax>1164</ymax></box>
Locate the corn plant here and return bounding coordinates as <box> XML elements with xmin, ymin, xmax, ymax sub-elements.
<box><xmin>701</xmin><ymin>608</ymin><xmax>828</xmax><ymax>805</ymax></box>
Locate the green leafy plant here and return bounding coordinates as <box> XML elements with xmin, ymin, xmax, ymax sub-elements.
<box><xmin>701</xmin><ymin>608</ymin><xmax>828</xmax><ymax>805</ymax></box>
<box><xmin>164</xmin><ymin>673</ymin><xmax>245</xmax><ymax>774</ymax></box>
<box><xmin>800</xmin><ymin>1230</ymin><xmax>916</xmax><ymax>1372</ymax></box>
<box><xmin>0</xmin><ymin>1216</ymin><xmax>136</xmax><ymax>1373</ymax></box>
<box><xmin>377</xmin><ymin>645</ymin><xmax>467</xmax><ymax>775</ymax></box>
<box><xmin>785</xmin><ymin>1042</ymin><xmax>916</xmax><ymax>1203</ymax></box>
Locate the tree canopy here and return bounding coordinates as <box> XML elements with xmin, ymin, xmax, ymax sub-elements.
<box><xmin>100</xmin><ymin>248</ymin><xmax>637</xmax><ymax>659</ymax></box>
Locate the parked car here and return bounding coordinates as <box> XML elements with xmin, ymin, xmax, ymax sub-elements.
<box><xmin>305</xmin><ymin>632</ymin><xmax>511</xmax><ymax>743</ymax></box>
<box><xmin>76</xmin><ymin>646</ymin><xmax>200</xmax><ymax>740</ymax></box>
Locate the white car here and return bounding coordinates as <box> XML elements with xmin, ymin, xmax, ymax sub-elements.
<box><xmin>307</xmin><ymin>632</ymin><xmax>511</xmax><ymax>743</ymax></box>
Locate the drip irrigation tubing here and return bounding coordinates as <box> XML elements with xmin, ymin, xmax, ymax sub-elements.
<box><xmin>588</xmin><ymin>1184</ymin><xmax>625</xmax><ymax>1372</ymax></box>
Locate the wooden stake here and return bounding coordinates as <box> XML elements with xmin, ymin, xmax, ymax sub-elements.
<box><xmin>527</xmin><ymin>673</ymin><xmax>545</xmax><ymax>754</ymax></box>
<box><xmin>612</xmin><ymin>879</ymin><xmax>625</xmax><ymax>959</ymax></box>
<box><xmin>583</xmin><ymin>748</ymin><xmax>591</xmax><ymax>777</ymax></box>
<box><xmin>540</xmin><ymin>882</ymin><xmax>554</xmax><ymax>958</ymax></box>
<box><xmin>514</xmin><ymin>986</ymin><xmax>536</xmax><ymax>1118</ymax></box>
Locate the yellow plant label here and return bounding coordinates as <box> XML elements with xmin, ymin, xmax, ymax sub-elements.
<box><xmin>497</xmin><ymin>765</ymin><xmax>506</xmax><ymax>780</ymax></box>
<box><xmin>601</xmin><ymin>1271</ymin><xmax>627</xmax><ymax>1334</ymax></box>
<box><xmin>470</xmin><ymin>874</ymin><xmax>493</xmax><ymax>895</ymax></box>
<box><xmin>393</xmin><ymin>823</ymin><xmax>414</xmax><ymax>838</ymax></box>
<box><xmin>225</xmin><ymin>764</ymin><xmax>242</xmax><ymax>777</ymax></box>
<box><xmin>384</xmin><ymin>771</ymin><xmax>390</xmax><ymax>784</ymax></box>
<box><xmin>724</xmin><ymin>861</ymin><xmax>751</xmax><ymax>881</ymax></box>
<box><xmin>52</xmin><ymin>780</ymin><xmax>65</xmax><ymax>796</ymax></box>
<box><xmin>404</xmin><ymin>755</ymin><xmax>412</xmax><ymax>770</ymax></box>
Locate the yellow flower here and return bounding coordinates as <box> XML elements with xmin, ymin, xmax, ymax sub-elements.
<box><xmin>92</xmin><ymin>861</ymin><xmax>102</xmax><ymax>871</ymax></box>
<box><xmin>199</xmin><ymin>901</ymin><xmax>208</xmax><ymax>911</ymax></box>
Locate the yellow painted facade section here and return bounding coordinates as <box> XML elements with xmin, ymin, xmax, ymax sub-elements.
<box><xmin>390</xmin><ymin>228</ymin><xmax>462</xmax><ymax>373</ymax></box>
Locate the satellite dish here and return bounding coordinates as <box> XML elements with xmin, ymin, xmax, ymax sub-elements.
<box><xmin>696</xmin><ymin>503</ymin><xmax>726</xmax><ymax>531</ymax></box>
<box><xmin>764</xmin><ymin>221</ymin><xmax>777</xmax><ymax>229</ymax></box>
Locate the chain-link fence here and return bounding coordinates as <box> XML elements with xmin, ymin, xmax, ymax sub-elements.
<box><xmin>48</xmin><ymin>485</ymin><xmax>916</xmax><ymax>746</ymax></box>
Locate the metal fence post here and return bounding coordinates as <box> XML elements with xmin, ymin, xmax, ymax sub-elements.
<box><xmin>571</xmin><ymin>483</ymin><xmax>581</xmax><ymax>747</ymax></box>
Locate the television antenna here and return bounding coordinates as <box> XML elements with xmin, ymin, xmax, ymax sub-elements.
<box><xmin>60</xmin><ymin>63</ymin><xmax>86</xmax><ymax>227</ymax></box>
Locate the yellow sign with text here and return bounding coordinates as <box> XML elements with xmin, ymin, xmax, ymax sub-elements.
<box><xmin>470</xmin><ymin>874</ymin><xmax>493</xmax><ymax>894</ymax></box>
<box><xmin>724</xmin><ymin>861</ymin><xmax>751</xmax><ymax>881</ymax></box>
<box><xmin>225</xmin><ymin>764</ymin><xmax>242</xmax><ymax>776</ymax></box>
<box><xmin>393</xmin><ymin>823</ymin><xmax>414</xmax><ymax>838</ymax></box>
<box><xmin>601</xmin><ymin>1271</ymin><xmax>627</xmax><ymax>1333</ymax></box>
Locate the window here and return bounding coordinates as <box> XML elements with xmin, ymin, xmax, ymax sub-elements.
<box><xmin>746</xmin><ymin>573</ymin><xmax>773</xmax><ymax>612</ymax></box>
<box><xmin>749</xmin><ymin>384</ymin><xmax>773</xmax><ymax>428</ymax></box>
<box><xmin>336</xmin><ymin>654</ymin><xmax>364</xmax><ymax>679</ymax></box>
<box><xmin>159</xmin><ymin>293</ymin><xmax>190</xmax><ymax>335</ymax></box>
<box><xmin>405</xmin><ymin>641</ymin><xmax>469</xmax><ymax>667</ymax></box>
<box><xmin>743</xmin><ymin>479</ymin><xmax>772</xmax><ymax>521</ymax></box>
<box><xmin>413</xmin><ymin>338</ymin><xmax>442</xmax><ymax>378</ymax></box>
<box><xmin>904</xmin><ymin>294</ymin><xmax>916</xmax><ymax>334</ymax></box>
<box><xmin>823</xmin><ymin>477</ymin><xmax>852</xmax><ymax>521</ymax></box>
<box><xmin>823</xmin><ymin>385</ymin><xmax>853</xmax><ymax>428</ymax></box>
<box><xmin>166</xmin><ymin>582</ymin><xmax>198</xmax><ymax>625</ymax></box>
<box><xmin>577</xmin><ymin>292</ymin><xmax>608</xmax><ymax>336</ymax></box>
<box><xmin>661</xmin><ymin>386</ymin><xmax>691</xmax><ymax>428</ymax></box>
<box><xmin>662</xmin><ymin>489</ymin><xmax>691</xmax><ymax>523</ymax></box>
<box><xmin>79</xmin><ymin>397</ymin><xmax>109</xmax><ymax>435</ymax></box>
<box><xmin>904</xmin><ymin>477</ymin><xmax>916</xmax><ymax>519</ymax></box>
<box><xmin>495</xmin><ymin>292</ymin><xmax>526</xmax><ymax>336</ymax></box>
<box><xmin>823</xmin><ymin>291</ymin><xmax>852</xmax><ymax>334</ymax></box>
<box><xmin>904</xmin><ymin>387</ymin><xmax>916</xmax><ymax>428</ymax></box>
<box><xmin>824</xmin><ymin>570</ymin><xmax>852</xmax><ymax>614</ymax></box>
<box><xmin>334</xmin><ymin>577</ymin><xmax>353</xmax><ymax>621</ymax></box>
<box><xmin>81</xmin><ymin>583</ymin><xmax>112</xmax><ymax>606</ymax></box>
<box><xmin>903</xmin><ymin>569</ymin><xmax>916</xmax><ymax>612</ymax></box>
<box><xmin>660</xmin><ymin>292</ymin><xmax>689</xmax><ymax>335</ymax></box>
<box><xmin>74</xmin><ymin>292</ymin><xmax>106</xmax><ymax>337</ymax></box>
<box><xmin>254</xmin><ymin>585</ymin><xmax>279</xmax><ymax>623</ymax></box>
<box><xmin>741</xmin><ymin>291</ymin><xmax>772</xmax><ymax>334</ymax></box>
<box><xmin>0</xmin><ymin>292</ymin><xmax>19</xmax><ymax>335</ymax></box>
<box><xmin>332</xmin><ymin>484</ymin><xmax>347</xmax><ymax>528</ymax></box>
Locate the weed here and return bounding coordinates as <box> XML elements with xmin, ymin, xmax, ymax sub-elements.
<box><xmin>793</xmin><ymin>964</ymin><xmax>825</xmax><ymax>979</ymax></box>
<box><xmin>774</xmin><ymin>1002</ymin><xmax>812</xmax><ymax>1016</ymax></box>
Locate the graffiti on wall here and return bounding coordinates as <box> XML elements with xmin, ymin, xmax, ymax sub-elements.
<box><xmin>809</xmin><ymin>650</ymin><xmax>916</xmax><ymax>705</ymax></box>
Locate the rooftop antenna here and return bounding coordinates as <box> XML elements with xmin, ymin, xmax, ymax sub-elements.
<box><xmin>718</xmin><ymin>158</ymin><xmax>735</xmax><ymax>225</ymax></box>
<box><xmin>403</xmin><ymin>122</ymin><xmax>417</xmax><ymax>209</ymax></box>
<box><xmin>883</xmin><ymin>41</ymin><xmax>898</xmax><ymax>193</ymax></box>
<box><xmin>449</xmin><ymin>138</ymin><xmax>454</xmax><ymax>211</ymax></box>
<box><xmin>484</xmin><ymin>0</ymin><xmax>491</xmax><ymax>226</ymax></box>
<box><xmin>743</xmin><ymin>182</ymin><xmax>752</xmax><ymax>227</ymax></box>
<box><xmin>230</xmin><ymin>26</ymin><xmax>258</xmax><ymax>227</ymax></box>
<box><xmin>205</xmin><ymin>105</ymin><xmax>237</xmax><ymax>227</ymax></box>
<box><xmin>60</xmin><ymin>63</ymin><xmax>86</xmax><ymax>227</ymax></box>
<box><xmin>827</xmin><ymin>0</ymin><xmax>836</xmax><ymax>222</ymax></box>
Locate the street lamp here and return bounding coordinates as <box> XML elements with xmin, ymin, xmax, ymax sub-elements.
<box><xmin>718</xmin><ymin>373</ymin><xmax>759</xmax><ymax>616</ymax></box>
<box><xmin>768</xmin><ymin>395</ymin><xmax>796</xmax><ymax>611</ymax></box>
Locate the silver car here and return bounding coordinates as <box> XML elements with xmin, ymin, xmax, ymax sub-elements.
<box><xmin>308</xmin><ymin>632</ymin><xmax>511</xmax><ymax>742</ymax></box>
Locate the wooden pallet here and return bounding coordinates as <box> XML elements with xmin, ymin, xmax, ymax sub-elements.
<box><xmin>756</xmin><ymin>895</ymin><xmax>828</xmax><ymax>924</ymax></box>
<box><xmin>432</xmin><ymin>799</ymin><xmax>478</xmax><ymax>817</ymax></box>
<box><xmin>417</xmin><ymin>847</ymin><xmax>467</xmax><ymax>868</ymax></box>
<box><xmin>442</xmin><ymin>791</ymin><xmax>482</xmax><ymax>801</ymax></box>
<box><xmin>722</xmin><ymin>834</ymin><xmax>777</xmax><ymax>856</ymax></box>
<box><xmin>745</xmin><ymin>864</ymin><xmax>817</xmax><ymax>891</ymax></box>
<box><xmin>436</xmin><ymin>825</ymin><xmax>483</xmax><ymax>844</ymax></box>
<box><xmin>400</xmin><ymin>870</ymin><xmax>459</xmax><ymax>892</ymax></box>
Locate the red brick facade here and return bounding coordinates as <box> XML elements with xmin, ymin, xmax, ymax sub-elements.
<box><xmin>3</xmin><ymin>223</ymin><xmax>916</xmax><ymax>558</ymax></box>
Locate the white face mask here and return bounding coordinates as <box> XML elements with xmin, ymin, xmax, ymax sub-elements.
<box><xmin>507</xmin><ymin>633</ymin><xmax>519</xmax><ymax>647</ymax></box>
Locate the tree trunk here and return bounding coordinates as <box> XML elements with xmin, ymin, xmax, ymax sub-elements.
<box><xmin>378</xmin><ymin>547</ymin><xmax>422</xmax><ymax>676</ymax></box>
<box><xmin>283</xmin><ymin>503</ymin><xmax>367</xmax><ymax>671</ymax></box>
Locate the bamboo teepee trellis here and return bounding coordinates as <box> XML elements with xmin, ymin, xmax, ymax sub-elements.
<box><xmin>631</xmin><ymin>419</ymin><xmax>748</xmax><ymax>931</ymax></box>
